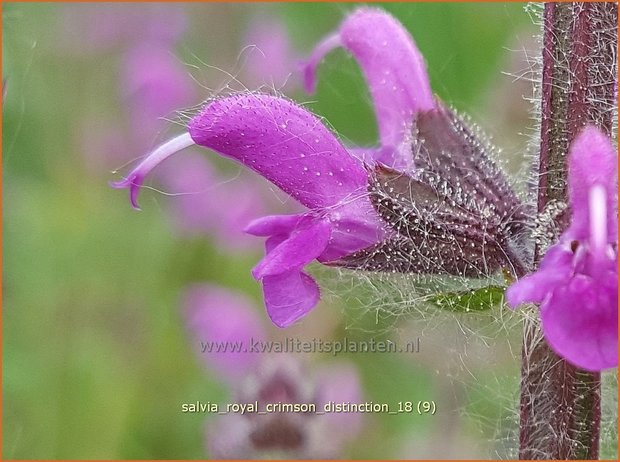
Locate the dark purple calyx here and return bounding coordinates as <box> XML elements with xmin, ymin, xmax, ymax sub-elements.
<box><xmin>332</xmin><ymin>101</ymin><xmax>529</xmax><ymax>278</ymax></box>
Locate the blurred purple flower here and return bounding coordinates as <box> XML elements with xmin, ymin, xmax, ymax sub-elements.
<box><xmin>76</xmin><ymin>12</ymin><xmax>195</xmax><ymax>171</ymax></box>
<box><xmin>184</xmin><ymin>284</ymin><xmax>266</xmax><ymax>381</ymax></box>
<box><xmin>62</xmin><ymin>3</ymin><xmax>276</xmax><ymax>254</ymax></box>
<box><xmin>78</xmin><ymin>119</ymin><xmax>129</xmax><ymax>174</ymax></box>
<box><xmin>121</xmin><ymin>42</ymin><xmax>196</xmax><ymax>147</ymax></box>
<box><xmin>507</xmin><ymin>126</ymin><xmax>618</xmax><ymax>371</ymax></box>
<box><xmin>183</xmin><ymin>284</ymin><xmax>363</xmax><ymax>458</ymax></box>
<box><xmin>207</xmin><ymin>360</ymin><xmax>363</xmax><ymax>458</ymax></box>
<box><xmin>158</xmin><ymin>153</ymin><xmax>271</xmax><ymax>252</ymax></box>
<box><xmin>113</xmin><ymin>8</ymin><xmax>436</xmax><ymax>327</ymax></box>
<box><xmin>242</xmin><ymin>16</ymin><xmax>300</xmax><ymax>90</ymax></box>
<box><xmin>59</xmin><ymin>3</ymin><xmax>187</xmax><ymax>54</ymax></box>
<box><xmin>314</xmin><ymin>362</ymin><xmax>364</xmax><ymax>438</ymax></box>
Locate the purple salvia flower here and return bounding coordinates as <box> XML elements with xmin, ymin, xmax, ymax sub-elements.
<box><xmin>507</xmin><ymin>126</ymin><xmax>618</xmax><ymax>371</ymax></box>
<box><xmin>112</xmin><ymin>93</ymin><xmax>387</xmax><ymax>327</ymax></box>
<box><xmin>304</xmin><ymin>8</ymin><xmax>526</xmax><ymax>278</ymax></box>
<box><xmin>114</xmin><ymin>8</ymin><xmax>526</xmax><ymax>327</ymax></box>
<box><xmin>112</xmin><ymin>7</ymin><xmax>436</xmax><ymax>327</ymax></box>
<box><xmin>303</xmin><ymin>7</ymin><xmax>435</xmax><ymax>171</ymax></box>
<box><xmin>303</xmin><ymin>9</ymin><xmax>528</xmax><ymax>278</ymax></box>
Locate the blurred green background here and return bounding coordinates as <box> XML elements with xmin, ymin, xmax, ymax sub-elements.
<box><xmin>3</xmin><ymin>2</ymin><xmax>615</xmax><ymax>460</ymax></box>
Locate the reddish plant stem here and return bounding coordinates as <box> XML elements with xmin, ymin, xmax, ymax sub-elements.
<box><xmin>519</xmin><ymin>2</ymin><xmax>617</xmax><ymax>460</ymax></box>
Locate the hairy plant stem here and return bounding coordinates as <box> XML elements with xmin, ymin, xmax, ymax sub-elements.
<box><xmin>519</xmin><ymin>2</ymin><xmax>617</xmax><ymax>459</ymax></box>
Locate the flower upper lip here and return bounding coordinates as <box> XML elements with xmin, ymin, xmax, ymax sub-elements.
<box><xmin>302</xmin><ymin>7</ymin><xmax>435</xmax><ymax>172</ymax></box>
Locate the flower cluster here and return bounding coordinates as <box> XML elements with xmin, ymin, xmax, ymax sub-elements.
<box><xmin>113</xmin><ymin>8</ymin><xmax>526</xmax><ymax>327</ymax></box>
<box><xmin>112</xmin><ymin>7</ymin><xmax>617</xmax><ymax>373</ymax></box>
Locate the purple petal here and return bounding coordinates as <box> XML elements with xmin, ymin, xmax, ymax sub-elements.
<box><xmin>183</xmin><ymin>284</ymin><xmax>266</xmax><ymax>381</ymax></box>
<box><xmin>188</xmin><ymin>93</ymin><xmax>368</xmax><ymax>209</ymax></box>
<box><xmin>265</xmin><ymin>232</ymin><xmax>293</xmax><ymax>254</ymax></box>
<box><xmin>506</xmin><ymin>244</ymin><xmax>574</xmax><ymax>308</ymax></box>
<box><xmin>247</xmin><ymin>195</ymin><xmax>387</xmax><ymax>265</ymax></box>
<box><xmin>566</xmin><ymin>126</ymin><xmax>618</xmax><ymax>241</ymax></box>
<box><xmin>244</xmin><ymin>214</ymin><xmax>305</xmax><ymax>237</ymax></box>
<box><xmin>303</xmin><ymin>8</ymin><xmax>435</xmax><ymax>170</ymax></box>
<box><xmin>109</xmin><ymin>172</ymin><xmax>145</xmax><ymax>210</ymax></box>
<box><xmin>317</xmin><ymin>211</ymin><xmax>388</xmax><ymax>262</ymax></box>
<box><xmin>251</xmin><ymin>208</ymin><xmax>386</xmax><ymax>267</ymax></box>
<box><xmin>262</xmin><ymin>271</ymin><xmax>320</xmax><ymax>328</ymax></box>
<box><xmin>303</xmin><ymin>33</ymin><xmax>341</xmax><ymax>94</ymax></box>
<box><xmin>252</xmin><ymin>218</ymin><xmax>331</xmax><ymax>279</ymax></box>
<box><xmin>541</xmin><ymin>272</ymin><xmax>618</xmax><ymax>371</ymax></box>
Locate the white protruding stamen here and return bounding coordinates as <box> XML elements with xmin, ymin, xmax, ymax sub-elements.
<box><xmin>136</xmin><ymin>132</ymin><xmax>195</xmax><ymax>175</ymax></box>
<box><xmin>111</xmin><ymin>132</ymin><xmax>197</xmax><ymax>208</ymax></box>
<box><xmin>589</xmin><ymin>184</ymin><xmax>606</xmax><ymax>251</ymax></box>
